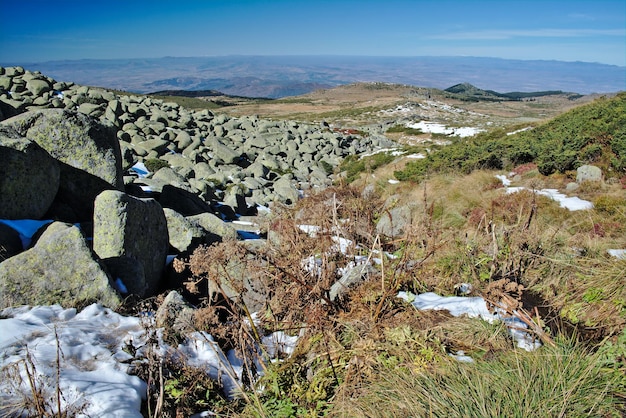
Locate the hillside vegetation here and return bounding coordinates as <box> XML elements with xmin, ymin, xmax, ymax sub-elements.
<box><xmin>395</xmin><ymin>92</ymin><xmax>626</xmax><ymax>182</ymax></box>
<box><xmin>167</xmin><ymin>92</ymin><xmax>626</xmax><ymax>416</ymax></box>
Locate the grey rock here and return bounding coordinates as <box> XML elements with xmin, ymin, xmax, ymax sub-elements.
<box><xmin>155</xmin><ymin>290</ymin><xmax>196</xmax><ymax>340</ymax></box>
<box><xmin>376</xmin><ymin>200</ymin><xmax>412</xmax><ymax>238</ymax></box>
<box><xmin>0</xmin><ymin>222</ymin><xmax>121</xmax><ymax>309</ymax></box>
<box><xmin>188</xmin><ymin>212</ymin><xmax>238</xmax><ymax>241</ymax></box>
<box><xmin>193</xmin><ymin>162</ymin><xmax>215</xmax><ymax>179</ymax></box>
<box><xmin>137</xmin><ymin>138</ymin><xmax>170</xmax><ymax>155</ymax></box>
<box><xmin>163</xmin><ymin>208</ymin><xmax>218</xmax><ymax>252</ymax></box>
<box><xmin>174</xmin><ymin>130</ymin><xmax>193</xmax><ymax>149</ymax></box>
<box><xmin>77</xmin><ymin>102</ymin><xmax>103</xmax><ymax>117</ymax></box>
<box><xmin>576</xmin><ymin>165</ymin><xmax>603</xmax><ymax>183</ymax></box>
<box><xmin>205</xmin><ymin>136</ymin><xmax>241</xmax><ymax>164</ymax></box>
<box><xmin>329</xmin><ymin>263</ymin><xmax>377</xmax><ymax>301</ymax></box>
<box><xmin>152</xmin><ymin>167</ymin><xmax>193</xmax><ymax>191</ymax></box>
<box><xmin>2</xmin><ymin>109</ymin><xmax>123</xmax><ymax>220</ymax></box>
<box><xmin>0</xmin><ymin>126</ymin><xmax>60</xmax><ymax>219</ymax></box>
<box><xmin>272</xmin><ymin>176</ymin><xmax>300</xmax><ymax>205</ymax></box>
<box><xmin>93</xmin><ymin>190</ymin><xmax>169</xmax><ymax>295</ymax></box>
<box><xmin>26</xmin><ymin>78</ymin><xmax>52</xmax><ymax>96</ymax></box>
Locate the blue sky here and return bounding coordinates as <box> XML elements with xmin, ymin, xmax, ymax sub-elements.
<box><xmin>1</xmin><ymin>0</ymin><xmax>624</xmax><ymax>66</ymax></box>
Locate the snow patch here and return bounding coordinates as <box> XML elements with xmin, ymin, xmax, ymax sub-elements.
<box><xmin>398</xmin><ymin>291</ymin><xmax>541</xmax><ymax>351</ymax></box>
<box><xmin>406</xmin><ymin>121</ymin><xmax>483</xmax><ymax>138</ymax></box>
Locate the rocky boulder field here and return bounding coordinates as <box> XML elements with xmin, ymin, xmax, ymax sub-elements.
<box><xmin>0</xmin><ymin>66</ymin><xmax>395</xmax><ymax>308</ymax></box>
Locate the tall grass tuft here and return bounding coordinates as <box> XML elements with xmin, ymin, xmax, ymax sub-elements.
<box><xmin>334</xmin><ymin>340</ymin><xmax>623</xmax><ymax>417</ymax></box>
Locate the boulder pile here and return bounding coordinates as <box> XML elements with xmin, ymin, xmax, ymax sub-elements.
<box><xmin>0</xmin><ymin>66</ymin><xmax>394</xmax><ymax>309</ymax></box>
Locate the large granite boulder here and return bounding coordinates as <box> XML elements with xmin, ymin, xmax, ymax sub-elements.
<box><xmin>2</xmin><ymin>109</ymin><xmax>123</xmax><ymax>221</ymax></box>
<box><xmin>93</xmin><ymin>190</ymin><xmax>169</xmax><ymax>295</ymax></box>
<box><xmin>0</xmin><ymin>126</ymin><xmax>60</xmax><ymax>219</ymax></box>
<box><xmin>0</xmin><ymin>222</ymin><xmax>121</xmax><ymax>309</ymax></box>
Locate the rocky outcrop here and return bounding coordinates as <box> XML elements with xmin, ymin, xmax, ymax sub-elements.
<box><xmin>0</xmin><ymin>66</ymin><xmax>393</xmax><ymax>212</ymax></box>
<box><xmin>0</xmin><ymin>222</ymin><xmax>121</xmax><ymax>309</ymax></box>
<box><xmin>0</xmin><ymin>126</ymin><xmax>60</xmax><ymax>219</ymax></box>
<box><xmin>0</xmin><ymin>66</ymin><xmax>395</xmax><ymax>309</ymax></box>
<box><xmin>93</xmin><ymin>190</ymin><xmax>169</xmax><ymax>296</ymax></box>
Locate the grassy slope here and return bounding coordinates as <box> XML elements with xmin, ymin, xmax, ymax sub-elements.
<box><xmin>395</xmin><ymin>92</ymin><xmax>626</xmax><ymax>182</ymax></box>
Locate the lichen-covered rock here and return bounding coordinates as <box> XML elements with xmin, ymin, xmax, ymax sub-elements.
<box><xmin>576</xmin><ymin>164</ymin><xmax>603</xmax><ymax>184</ymax></box>
<box><xmin>187</xmin><ymin>212</ymin><xmax>238</xmax><ymax>242</ymax></box>
<box><xmin>0</xmin><ymin>126</ymin><xmax>60</xmax><ymax>219</ymax></box>
<box><xmin>3</xmin><ymin>108</ymin><xmax>123</xmax><ymax>188</ymax></box>
<box><xmin>93</xmin><ymin>190</ymin><xmax>169</xmax><ymax>295</ymax></box>
<box><xmin>163</xmin><ymin>208</ymin><xmax>219</xmax><ymax>252</ymax></box>
<box><xmin>2</xmin><ymin>109</ymin><xmax>123</xmax><ymax>221</ymax></box>
<box><xmin>0</xmin><ymin>222</ymin><xmax>121</xmax><ymax>309</ymax></box>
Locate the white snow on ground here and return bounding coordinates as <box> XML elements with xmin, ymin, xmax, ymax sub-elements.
<box><xmin>494</xmin><ymin>174</ymin><xmax>511</xmax><ymax>186</ymax></box>
<box><xmin>0</xmin><ymin>303</ymin><xmax>300</xmax><ymax>416</ymax></box>
<box><xmin>406</xmin><ymin>121</ymin><xmax>483</xmax><ymax>138</ymax></box>
<box><xmin>506</xmin><ymin>187</ymin><xmax>594</xmax><ymax>211</ymax></box>
<box><xmin>608</xmin><ymin>249</ymin><xmax>626</xmax><ymax>259</ymax></box>
<box><xmin>506</xmin><ymin>126</ymin><xmax>533</xmax><ymax>136</ymax></box>
<box><xmin>0</xmin><ymin>304</ymin><xmax>147</xmax><ymax>417</ymax></box>
<box><xmin>496</xmin><ymin>174</ymin><xmax>593</xmax><ymax>211</ymax></box>
<box><xmin>130</xmin><ymin>161</ymin><xmax>149</xmax><ymax>178</ymax></box>
<box><xmin>397</xmin><ymin>292</ymin><xmax>541</xmax><ymax>351</ymax></box>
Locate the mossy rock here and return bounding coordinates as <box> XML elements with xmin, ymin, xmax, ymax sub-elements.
<box><xmin>0</xmin><ymin>126</ymin><xmax>60</xmax><ymax>219</ymax></box>
<box><xmin>0</xmin><ymin>222</ymin><xmax>121</xmax><ymax>309</ymax></box>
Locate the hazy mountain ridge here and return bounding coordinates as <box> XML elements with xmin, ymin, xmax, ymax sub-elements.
<box><xmin>9</xmin><ymin>56</ymin><xmax>625</xmax><ymax>98</ymax></box>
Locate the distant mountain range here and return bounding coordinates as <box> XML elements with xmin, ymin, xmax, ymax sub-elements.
<box><xmin>6</xmin><ymin>56</ymin><xmax>625</xmax><ymax>98</ymax></box>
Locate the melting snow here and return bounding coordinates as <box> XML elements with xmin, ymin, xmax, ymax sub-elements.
<box><xmin>398</xmin><ymin>291</ymin><xmax>541</xmax><ymax>351</ymax></box>
<box><xmin>130</xmin><ymin>162</ymin><xmax>149</xmax><ymax>178</ymax></box>
<box><xmin>608</xmin><ymin>249</ymin><xmax>626</xmax><ymax>259</ymax></box>
<box><xmin>506</xmin><ymin>187</ymin><xmax>594</xmax><ymax>211</ymax></box>
<box><xmin>0</xmin><ymin>303</ymin><xmax>302</xmax><ymax>416</ymax></box>
<box><xmin>496</xmin><ymin>175</ymin><xmax>593</xmax><ymax>211</ymax></box>
<box><xmin>406</xmin><ymin>121</ymin><xmax>483</xmax><ymax>138</ymax></box>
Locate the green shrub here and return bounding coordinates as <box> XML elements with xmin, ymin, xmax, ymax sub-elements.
<box><xmin>143</xmin><ymin>158</ymin><xmax>170</xmax><ymax>173</ymax></box>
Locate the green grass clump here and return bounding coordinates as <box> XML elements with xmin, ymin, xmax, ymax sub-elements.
<box><xmin>341</xmin><ymin>152</ymin><xmax>397</xmax><ymax>183</ymax></box>
<box><xmin>386</xmin><ymin>124</ymin><xmax>424</xmax><ymax>135</ymax></box>
<box><xmin>143</xmin><ymin>158</ymin><xmax>170</xmax><ymax>173</ymax></box>
<box><xmin>336</xmin><ymin>341</ymin><xmax>623</xmax><ymax>417</ymax></box>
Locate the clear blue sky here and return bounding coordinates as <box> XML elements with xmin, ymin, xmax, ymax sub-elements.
<box><xmin>1</xmin><ymin>0</ymin><xmax>624</xmax><ymax>66</ymax></box>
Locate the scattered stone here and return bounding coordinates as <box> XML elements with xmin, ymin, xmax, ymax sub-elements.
<box><xmin>576</xmin><ymin>164</ymin><xmax>603</xmax><ymax>184</ymax></box>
